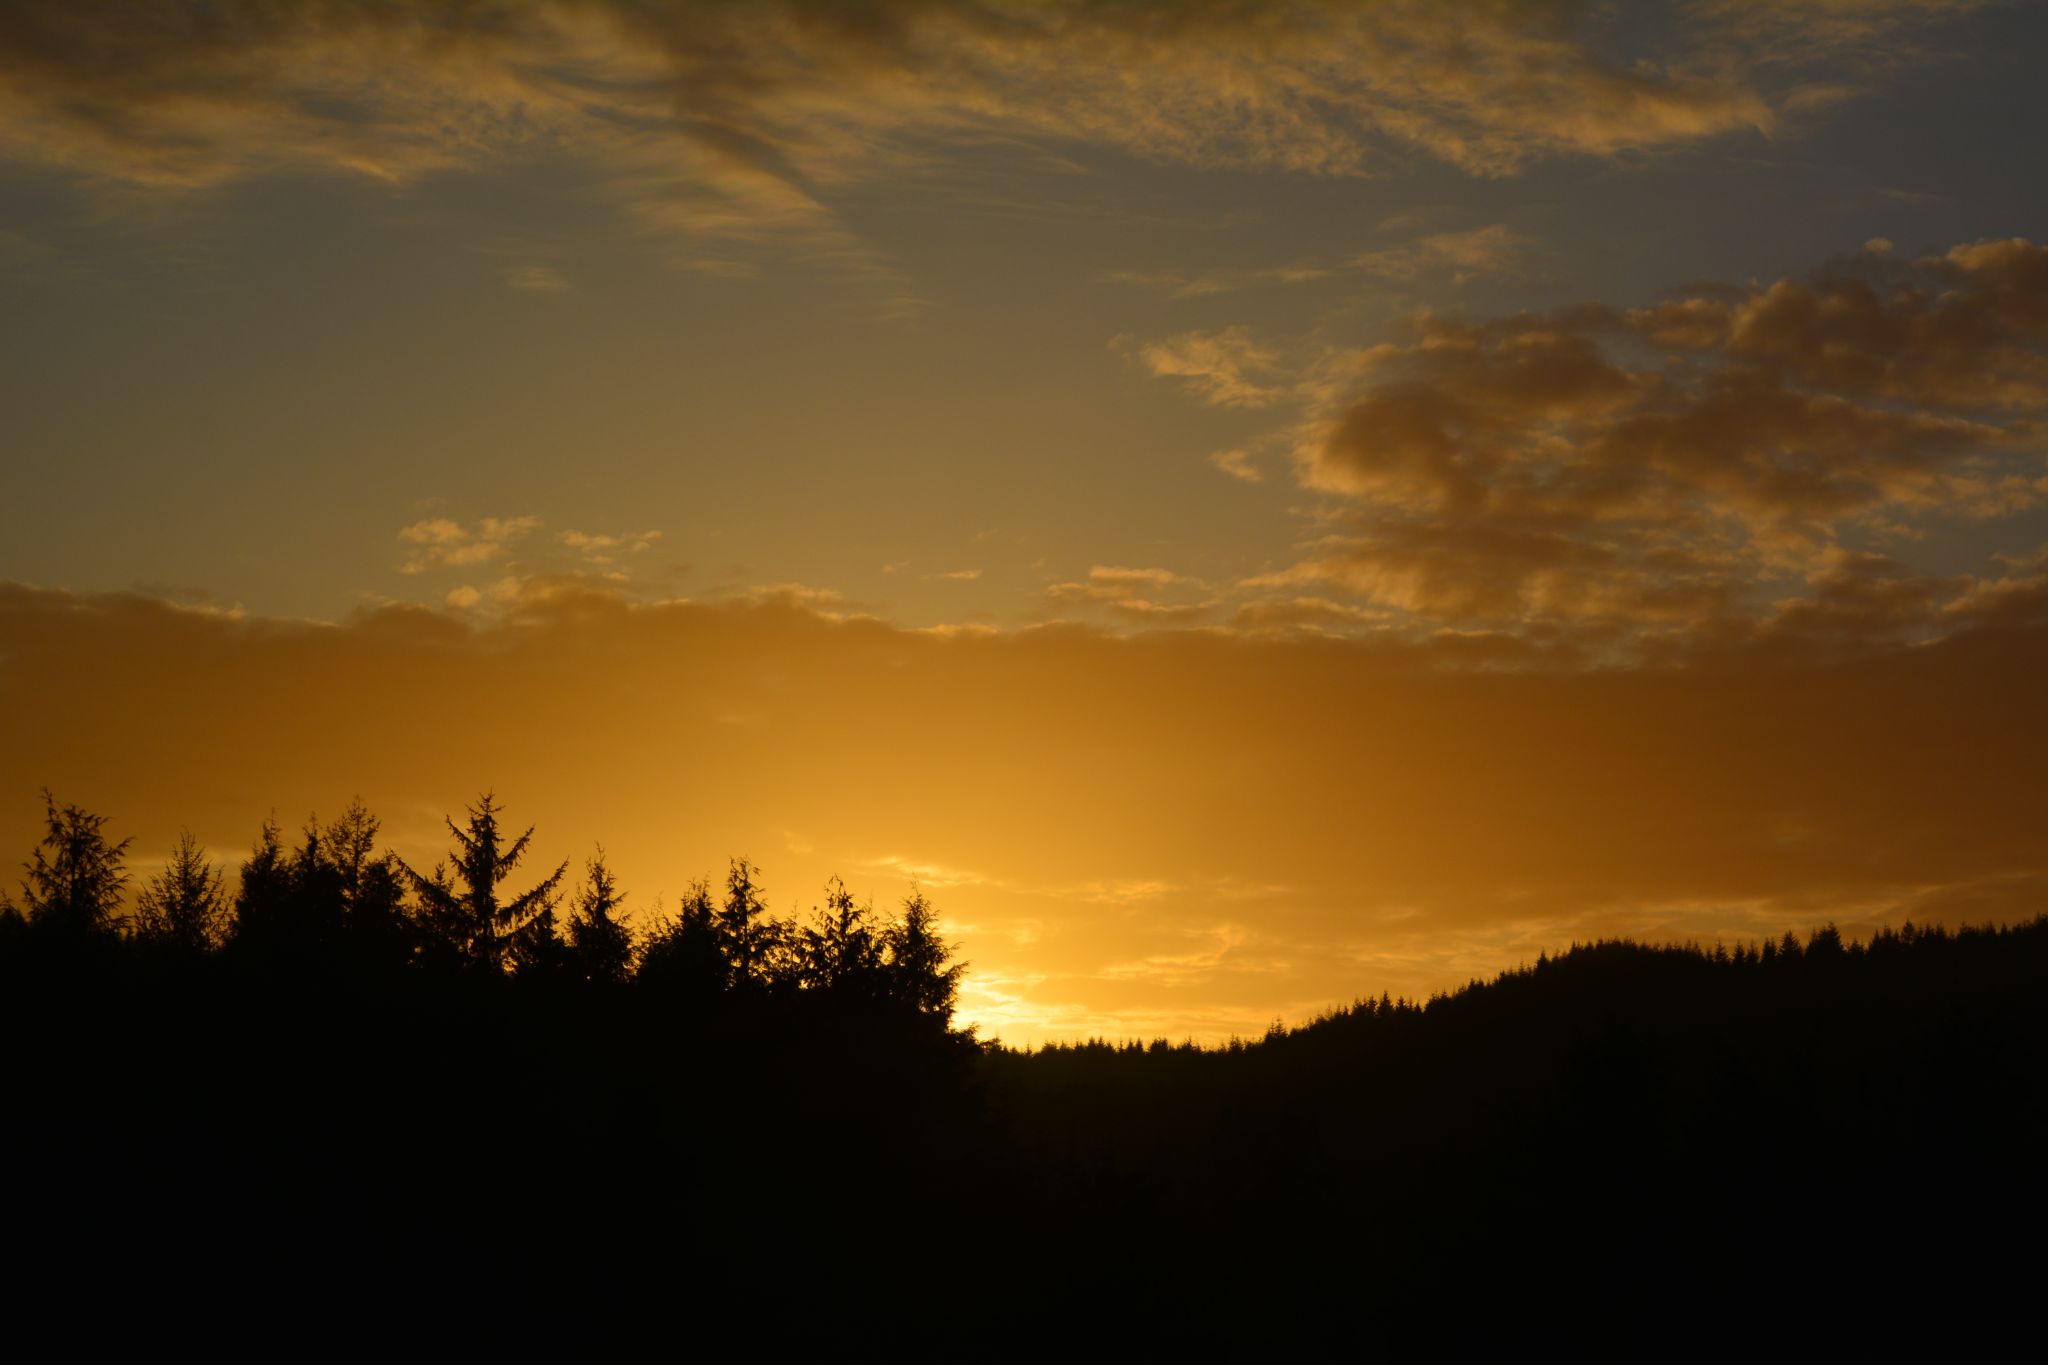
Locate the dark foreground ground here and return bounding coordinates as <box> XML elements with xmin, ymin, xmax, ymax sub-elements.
<box><xmin>6</xmin><ymin>918</ymin><xmax>2044</xmax><ymax>1348</ymax></box>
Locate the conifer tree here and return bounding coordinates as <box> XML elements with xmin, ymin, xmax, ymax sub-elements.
<box><xmin>320</xmin><ymin>800</ymin><xmax>410</xmax><ymax>961</ymax></box>
<box><xmin>228</xmin><ymin>817</ymin><xmax>291</xmax><ymax>946</ymax></box>
<box><xmin>228</xmin><ymin>815</ymin><xmax>349</xmax><ymax>953</ymax></box>
<box><xmin>12</xmin><ymin>789</ymin><xmax>130</xmax><ymax>937</ymax></box>
<box><xmin>635</xmin><ymin>877</ymin><xmax>725</xmax><ymax>999</ymax></box>
<box><xmin>714</xmin><ymin>856</ymin><xmax>782</xmax><ymax>987</ymax></box>
<box><xmin>883</xmin><ymin>886</ymin><xmax>964</xmax><ymax>1023</ymax></box>
<box><xmin>567</xmin><ymin>846</ymin><xmax>634</xmax><ymax>986</ymax></box>
<box><xmin>800</xmin><ymin>876</ymin><xmax>882</xmax><ymax>994</ymax></box>
<box><xmin>132</xmin><ymin>829</ymin><xmax>228</xmax><ymax>951</ymax></box>
<box><xmin>398</xmin><ymin>793</ymin><xmax>566</xmax><ymax>973</ymax></box>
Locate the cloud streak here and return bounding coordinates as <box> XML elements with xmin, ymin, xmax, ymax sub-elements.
<box><xmin>398</xmin><ymin>515</ymin><xmax>541</xmax><ymax>574</ymax></box>
<box><xmin>0</xmin><ymin>0</ymin><xmax>1975</xmax><ymax>261</ymax></box>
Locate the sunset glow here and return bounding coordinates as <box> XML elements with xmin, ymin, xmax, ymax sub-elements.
<box><xmin>5</xmin><ymin>0</ymin><xmax>2046</xmax><ymax>1045</ymax></box>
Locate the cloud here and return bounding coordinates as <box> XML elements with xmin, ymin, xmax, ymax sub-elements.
<box><xmin>1253</xmin><ymin>526</ymin><xmax>1737</xmax><ymax>628</ymax></box>
<box><xmin>1088</xmin><ymin>566</ymin><xmax>1189</xmax><ymax>590</ymax></box>
<box><xmin>936</xmin><ymin>569</ymin><xmax>982</xmax><ymax>582</ymax></box>
<box><xmin>559</xmin><ymin>528</ymin><xmax>662</xmax><ymax>567</ymax></box>
<box><xmin>4</xmin><ymin>581</ymin><xmax>2044</xmax><ymax>1043</ymax></box>
<box><xmin>738</xmin><ymin>582</ymin><xmax>857</xmax><ymax>617</ymax></box>
<box><xmin>0</xmin><ymin>0</ymin><xmax>1967</xmax><ymax>263</ymax></box>
<box><xmin>506</xmin><ymin>264</ymin><xmax>569</xmax><ymax>292</ymax></box>
<box><xmin>1945</xmin><ymin>544</ymin><xmax>2048</xmax><ymax>629</ymax></box>
<box><xmin>1104</xmin><ymin>223</ymin><xmax>1528</xmax><ymax>313</ymax></box>
<box><xmin>1139</xmin><ymin>327</ymin><xmax>1285</xmax><ymax>408</ymax></box>
<box><xmin>1150</xmin><ymin>237</ymin><xmax>2048</xmax><ymax>647</ymax></box>
<box><xmin>397</xmin><ymin>515</ymin><xmax>542</xmax><ymax>574</ymax></box>
<box><xmin>1103</xmin><ymin>265</ymin><xmax>1331</xmax><ymax>299</ymax></box>
<box><xmin>1353</xmin><ymin>224</ymin><xmax>1531</xmax><ymax>284</ymax></box>
<box><xmin>1209</xmin><ymin>449</ymin><xmax>1263</xmax><ymax>483</ymax></box>
<box><xmin>1229</xmin><ymin>596</ymin><xmax>1390</xmax><ymax>634</ymax></box>
<box><xmin>1045</xmin><ymin>566</ymin><xmax>1216</xmax><ymax>626</ymax></box>
<box><xmin>1102</xmin><ymin>598</ymin><xmax>1214</xmax><ymax>625</ymax></box>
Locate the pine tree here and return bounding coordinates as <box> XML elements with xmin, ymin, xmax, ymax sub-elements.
<box><xmin>13</xmin><ymin>789</ymin><xmax>130</xmax><ymax>937</ymax></box>
<box><xmin>636</xmin><ymin>877</ymin><xmax>725</xmax><ymax>1000</ymax></box>
<box><xmin>320</xmin><ymin>800</ymin><xmax>410</xmax><ymax>962</ymax></box>
<box><xmin>229</xmin><ymin>817</ymin><xmax>290</xmax><ymax>947</ymax></box>
<box><xmin>883</xmin><ymin>886</ymin><xmax>964</xmax><ymax>1024</ymax></box>
<box><xmin>566</xmin><ymin>846</ymin><xmax>634</xmax><ymax>986</ymax></box>
<box><xmin>799</xmin><ymin>876</ymin><xmax>882</xmax><ymax>995</ymax></box>
<box><xmin>397</xmin><ymin>793</ymin><xmax>566</xmax><ymax>973</ymax></box>
<box><xmin>714</xmin><ymin>856</ymin><xmax>783</xmax><ymax>987</ymax></box>
<box><xmin>227</xmin><ymin>815</ymin><xmax>347</xmax><ymax>954</ymax></box>
<box><xmin>132</xmin><ymin>829</ymin><xmax>228</xmax><ymax>951</ymax></box>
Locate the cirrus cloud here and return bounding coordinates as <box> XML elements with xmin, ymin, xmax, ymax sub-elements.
<box><xmin>0</xmin><ymin>0</ymin><xmax>1985</xmax><ymax>263</ymax></box>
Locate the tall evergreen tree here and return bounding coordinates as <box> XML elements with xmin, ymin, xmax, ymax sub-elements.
<box><xmin>320</xmin><ymin>800</ymin><xmax>411</xmax><ymax>963</ymax></box>
<box><xmin>228</xmin><ymin>815</ymin><xmax>348</xmax><ymax>954</ymax></box>
<box><xmin>567</xmin><ymin>846</ymin><xmax>634</xmax><ymax>986</ymax></box>
<box><xmin>883</xmin><ymin>887</ymin><xmax>964</xmax><ymax>1024</ymax></box>
<box><xmin>714</xmin><ymin>856</ymin><xmax>782</xmax><ymax>987</ymax></box>
<box><xmin>799</xmin><ymin>876</ymin><xmax>882</xmax><ymax>995</ymax></box>
<box><xmin>12</xmin><ymin>790</ymin><xmax>130</xmax><ymax>937</ymax></box>
<box><xmin>398</xmin><ymin>793</ymin><xmax>566</xmax><ymax>973</ymax></box>
<box><xmin>132</xmin><ymin>829</ymin><xmax>227</xmax><ymax>951</ymax></box>
<box><xmin>228</xmin><ymin>817</ymin><xmax>291</xmax><ymax>947</ymax></box>
<box><xmin>635</xmin><ymin>877</ymin><xmax>725</xmax><ymax>1000</ymax></box>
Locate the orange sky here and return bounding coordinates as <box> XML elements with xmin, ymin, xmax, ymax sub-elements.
<box><xmin>3</xmin><ymin>1</ymin><xmax>2047</xmax><ymax>1042</ymax></box>
<box><xmin>5</xmin><ymin>582</ymin><xmax>2044</xmax><ymax>1043</ymax></box>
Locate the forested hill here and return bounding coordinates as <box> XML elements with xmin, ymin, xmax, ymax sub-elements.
<box><xmin>4</xmin><ymin>789</ymin><xmax>2045</xmax><ymax>1345</ymax></box>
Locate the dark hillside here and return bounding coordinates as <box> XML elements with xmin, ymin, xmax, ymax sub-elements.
<box><xmin>3</xmin><ymin>793</ymin><xmax>2043</xmax><ymax>1345</ymax></box>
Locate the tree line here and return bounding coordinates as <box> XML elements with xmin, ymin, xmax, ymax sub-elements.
<box><xmin>0</xmin><ymin>787</ymin><xmax>963</xmax><ymax>1025</ymax></box>
<box><xmin>4</xmin><ymin>783</ymin><xmax>2044</xmax><ymax>1346</ymax></box>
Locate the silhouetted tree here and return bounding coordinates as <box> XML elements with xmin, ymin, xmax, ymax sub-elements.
<box><xmin>229</xmin><ymin>817</ymin><xmax>291</xmax><ymax>948</ymax></box>
<box><xmin>635</xmin><ymin>877</ymin><xmax>725</xmax><ymax>1000</ymax></box>
<box><xmin>398</xmin><ymin>793</ymin><xmax>566</xmax><ymax>973</ymax></box>
<box><xmin>228</xmin><ymin>814</ymin><xmax>350</xmax><ymax>955</ymax></box>
<box><xmin>12</xmin><ymin>789</ymin><xmax>130</xmax><ymax>937</ymax></box>
<box><xmin>799</xmin><ymin>876</ymin><xmax>883</xmax><ymax>996</ymax></box>
<box><xmin>507</xmin><ymin>897</ymin><xmax>572</xmax><ymax>980</ymax></box>
<box><xmin>322</xmin><ymin>799</ymin><xmax>411</xmax><ymax>957</ymax></box>
<box><xmin>131</xmin><ymin>829</ymin><xmax>227</xmax><ymax>951</ymax></box>
<box><xmin>567</xmin><ymin>846</ymin><xmax>634</xmax><ymax>986</ymax></box>
<box><xmin>883</xmin><ymin>887</ymin><xmax>964</xmax><ymax>1025</ymax></box>
<box><xmin>714</xmin><ymin>857</ymin><xmax>782</xmax><ymax>987</ymax></box>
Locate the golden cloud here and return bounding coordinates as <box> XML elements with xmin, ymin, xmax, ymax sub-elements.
<box><xmin>0</xmin><ymin>0</ymin><xmax>1965</xmax><ymax>254</ymax></box>
<box><xmin>1157</xmin><ymin>239</ymin><xmax>2048</xmax><ymax>644</ymax></box>
<box><xmin>1139</xmin><ymin>328</ymin><xmax>1286</xmax><ymax>408</ymax></box>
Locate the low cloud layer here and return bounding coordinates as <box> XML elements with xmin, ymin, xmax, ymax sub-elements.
<box><xmin>5</xmin><ymin>581</ymin><xmax>2043</xmax><ymax>1041</ymax></box>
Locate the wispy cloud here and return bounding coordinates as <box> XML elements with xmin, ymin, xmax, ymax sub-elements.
<box><xmin>0</xmin><ymin>0</ymin><xmax>1964</xmax><ymax>267</ymax></box>
<box><xmin>1138</xmin><ymin>328</ymin><xmax>1285</xmax><ymax>408</ymax></box>
<box><xmin>397</xmin><ymin>516</ymin><xmax>542</xmax><ymax>575</ymax></box>
<box><xmin>1209</xmin><ymin>449</ymin><xmax>1264</xmax><ymax>484</ymax></box>
<box><xmin>506</xmin><ymin>264</ymin><xmax>569</xmax><ymax>293</ymax></box>
<box><xmin>560</xmin><ymin>529</ymin><xmax>662</xmax><ymax>567</ymax></box>
<box><xmin>1103</xmin><ymin>265</ymin><xmax>1331</xmax><ymax>299</ymax></box>
<box><xmin>1353</xmin><ymin>224</ymin><xmax>1531</xmax><ymax>284</ymax></box>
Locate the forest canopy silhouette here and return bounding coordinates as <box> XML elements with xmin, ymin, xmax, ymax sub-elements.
<box><xmin>4</xmin><ymin>785</ymin><xmax>2044</xmax><ymax>1343</ymax></box>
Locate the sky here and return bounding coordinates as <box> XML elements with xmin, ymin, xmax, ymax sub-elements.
<box><xmin>4</xmin><ymin>0</ymin><xmax>2047</xmax><ymax>1044</ymax></box>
